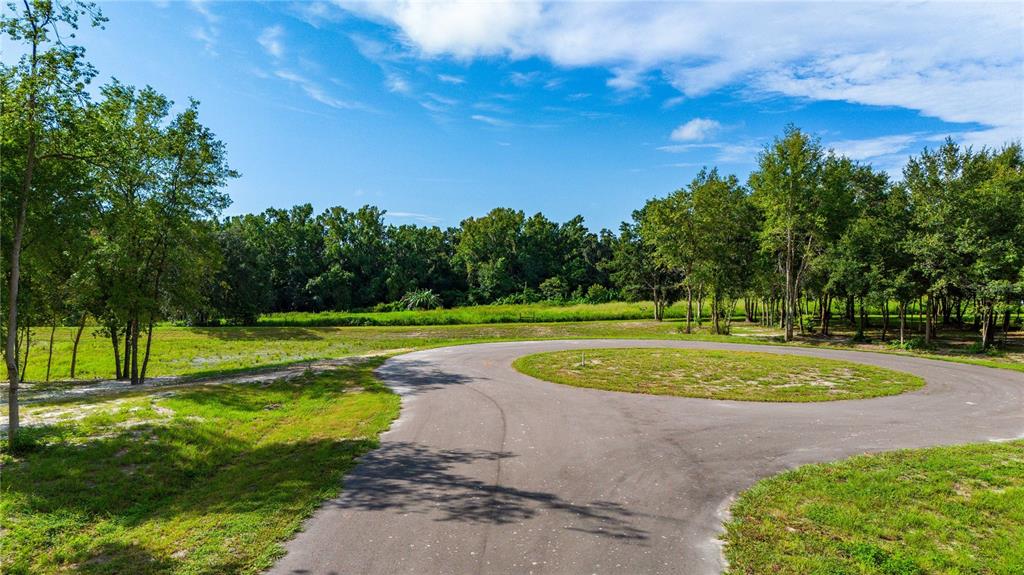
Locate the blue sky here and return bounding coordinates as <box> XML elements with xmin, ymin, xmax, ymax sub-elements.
<box><xmin>40</xmin><ymin>1</ymin><xmax>1024</xmax><ymax>230</ymax></box>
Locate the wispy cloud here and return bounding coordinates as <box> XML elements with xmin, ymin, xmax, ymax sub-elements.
<box><xmin>826</xmin><ymin>134</ymin><xmax>920</xmax><ymax>162</ymax></box>
<box><xmin>191</xmin><ymin>26</ymin><xmax>217</xmax><ymax>55</ymax></box>
<box><xmin>258</xmin><ymin>25</ymin><xmax>285</xmax><ymax>58</ymax></box>
<box><xmin>188</xmin><ymin>0</ymin><xmax>218</xmax><ymax>23</ymax></box>
<box><xmin>187</xmin><ymin>0</ymin><xmax>219</xmax><ymax>54</ymax></box>
<box><xmin>274</xmin><ymin>70</ymin><xmax>366</xmax><ymax>111</ymax></box>
<box><xmin>386</xmin><ymin>72</ymin><xmax>411</xmax><ymax>94</ymax></box>
<box><xmin>657</xmin><ymin>142</ymin><xmax>760</xmax><ymax>164</ymax></box>
<box><xmin>471</xmin><ymin>114</ymin><xmax>513</xmax><ymax>127</ymax></box>
<box><xmin>438</xmin><ymin>74</ymin><xmax>466</xmax><ymax>85</ymax></box>
<box><xmin>670</xmin><ymin>118</ymin><xmax>721</xmax><ymax>142</ymax></box>
<box><xmin>387</xmin><ymin>211</ymin><xmax>442</xmax><ymax>224</ymax></box>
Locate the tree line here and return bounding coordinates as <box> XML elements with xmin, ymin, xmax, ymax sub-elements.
<box><xmin>207</xmin><ymin>127</ymin><xmax>1022</xmax><ymax>355</ymax></box>
<box><xmin>3</xmin><ymin>2</ymin><xmax>1022</xmax><ymax>445</ymax></box>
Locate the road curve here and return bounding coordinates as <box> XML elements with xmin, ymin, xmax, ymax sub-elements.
<box><xmin>268</xmin><ymin>340</ymin><xmax>1024</xmax><ymax>575</ymax></box>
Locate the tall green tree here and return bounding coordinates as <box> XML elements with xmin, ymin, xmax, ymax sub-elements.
<box><xmin>90</xmin><ymin>83</ymin><xmax>234</xmax><ymax>384</ymax></box>
<box><xmin>1</xmin><ymin>0</ymin><xmax>103</xmax><ymax>442</ymax></box>
<box><xmin>749</xmin><ymin>126</ymin><xmax>826</xmax><ymax>341</ymax></box>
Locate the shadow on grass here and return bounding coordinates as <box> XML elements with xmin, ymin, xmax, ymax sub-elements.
<box><xmin>189</xmin><ymin>326</ymin><xmax>328</xmax><ymax>342</ymax></box>
<box><xmin>2</xmin><ymin>415</ymin><xmax>381</xmax><ymax>574</ymax></box>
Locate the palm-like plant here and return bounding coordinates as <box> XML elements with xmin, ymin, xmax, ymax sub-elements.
<box><xmin>399</xmin><ymin>289</ymin><xmax>442</xmax><ymax>310</ymax></box>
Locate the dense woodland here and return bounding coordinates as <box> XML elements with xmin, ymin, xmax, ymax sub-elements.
<box><xmin>2</xmin><ymin>1</ymin><xmax>1023</xmax><ymax>441</ymax></box>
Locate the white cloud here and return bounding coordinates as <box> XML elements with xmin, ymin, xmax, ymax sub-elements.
<box><xmin>438</xmin><ymin>74</ymin><xmax>466</xmax><ymax>85</ymax></box>
<box><xmin>670</xmin><ymin>118</ymin><xmax>720</xmax><ymax>142</ymax></box>
<box><xmin>337</xmin><ymin>1</ymin><xmax>1024</xmax><ymax>146</ymax></box>
<box><xmin>191</xmin><ymin>26</ymin><xmax>218</xmax><ymax>55</ymax></box>
<box><xmin>471</xmin><ymin>114</ymin><xmax>512</xmax><ymax>127</ymax></box>
<box><xmin>386</xmin><ymin>72</ymin><xmax>411</xmax><ymax>93</ymax></box>
<box><xmin>258</xmin><ymin>25</ymin><xmax>285</xmax><ymax>58</ymax></box>
<box><xmin>826</xmin><ymin>134</ymin><xmax>919</xmax><ymax>162</ymax></box>
<box><xmin>657</xmin><ymin>142</ymin><xmax>761</xmax><ymax>164</ymax></box>
<box><xmin>387</xmin><ymin>211</ymin><xmax>442</xmax><ymax>224</ymax></box>
<box><xmin>509</xmin><ymin>71</ymin><xmax>540</xmax><ymax>87</ymax></box>
<box><xmin>188</xmin><ymin>0</ymin><xmax>218</xmax><ymax>23</ymax></box>
<box><xmin>274</xmin><ymin>70</ymin><xmax>366</xmax><ymax>110</ymax></box>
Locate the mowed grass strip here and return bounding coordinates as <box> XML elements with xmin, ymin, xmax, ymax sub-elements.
<box><xmin>512</xmin><ymin>348</ymin><xmax>924</xmax><ymax>401</ymax></box>
<box><xmin>723</xmin><ymin>441</ymin><xmax>1024</xmax><ymax>574</ymax></box>
<box><xmin>0</xmin><ymin>360</ymin><xmax>400</xmax><ymax>575</ymax></box>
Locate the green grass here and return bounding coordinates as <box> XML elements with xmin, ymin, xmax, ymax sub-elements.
<box><xmin>15</xmin><ymin>317</ymin><xmax>1024</xmax><ymax>386</ymax></box>
<box><xmin>15</xmin><ymin>320</ymin><xmax>718</xmax><ymax>382</ymax></box>
<box><xmin>513</xmin><ymin>348</ymin><xmax>924</xmax><ymax>402</ymax></box>
<box><xmin>723</xmin><ymin>440</ymin><xmax>1024</xmax><ymax>574</ymax></box>
<box><xmin>257</xmin><ymin>300</ymin><xmax>694</xmax><ymax>326</ymax></box>
<box><xmin>0</xmin><ymin>360</ymin><xmax>400</xmax><ymax>574</ymax></box>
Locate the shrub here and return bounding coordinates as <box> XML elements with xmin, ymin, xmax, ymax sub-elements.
<box><xmin>398</xmin><ymin>289</ymin><xmax>442</xmax><ymax>311</ymax></box>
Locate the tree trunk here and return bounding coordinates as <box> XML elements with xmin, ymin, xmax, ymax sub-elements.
<box><xmin>881</xmin><ymin>300</ymin><xmax>889</xmax><ymax>341</ymax></box>
<box><xmin>5</xmin><ymin>176</ymin><xmax>31</xmax><ymax>443</ymax></box>
<box><xmin>140</xmin><ymin>319</ymin><xmax>155</xmax><ymax>383</ymax></box>
<box><xmin>685</xmin><ymin>286</ymin><xmax>692</xmax><ymax>334</ymax></box>
<box><xmin>924</xmin><ymin>294</ymin><xmax>934</xmax><ymax>345</ymax></box>
<box><xmin>20</xmin><ymin>324</ymin><xmax>31</xmax><ymax>382</ymax></box>
<box><xmin>130</xmin><ymin>316</ymin><xmax>140</xmax><ymax>384</ymax></box>
<box><xmin>45</xmin><ymin>320</ymin><xmax>57</xmax><ymax>382</ymax></box>
<box><xmin>696</xmin><ymin>286</ymin><xmax>704</xmax><ymax>327</ymax></box>
<box><xmin>980</xmin><ymin>304</ymin><xmax>994</xmax><ymax>348</ymax></box>
<box><xmin>712</xmin><ymin>294</ymin><xmax>721</xmax><ymax>334</ymax></box>
<box><xmin>858</xmin><ymin>296</ymin><xmax>866</xmax><ymax>338</ymax></box>
<box><xmin>122</xmin><ymin>320</ymin><xmax>131</xmax><ymax>380</ymax></box>
<box><xmin>784</xmin><ymin>230</ymin><xmax>795</xmax><ymax>341</ymax></box>
<box><xmin>70</xmin><ymin>314</ymin><xmax>87</xmax><ymax>379</ymax></box>
<box><xmin>899</xmin><ymin>301</ymin><xmax>907</xmax><ymax>345</ymax></box>
<box><xmin>819</xmin><ymin>293</ymin><xmax>830</xmax><ymax>336</ymax></box>
<box><xmin>111</xmin><ymin>325</ymin><xmax>122</xmax><ymax>379</ymax></box>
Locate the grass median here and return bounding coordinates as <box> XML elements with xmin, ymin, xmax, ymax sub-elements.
<box><xmin>513</xmin><ymin>348</ymin><xmax>924</xmax><ymax>402</ymax></box>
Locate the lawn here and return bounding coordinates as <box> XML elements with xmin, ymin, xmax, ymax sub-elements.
<box><xmin>723</xmin><ymin>441</ymin><xmax>1024</xmax><ymax>574</ymax></box>
<box><xmin>512</xmin><ymin>348</ymin><xmax>924</xmax><ymax>402</ymax></box>
<box><xmin>0</xmin><ymin>360</ymin><xmax>400</xmax><ymax>574</ymax></box>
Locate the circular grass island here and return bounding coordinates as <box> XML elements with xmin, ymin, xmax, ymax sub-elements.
<box><xmin>512</xmin><ymin>348</ymin><xmax>924</xmax><ymax>402</ymax></box>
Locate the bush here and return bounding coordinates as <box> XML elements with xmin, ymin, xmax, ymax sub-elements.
<box><xmin>493</xmin><ymin>288</ymin><xmax>542</xmax><ymax>305</ymax></box>
<box><xmin>585</xmin><ymin>284</ymin><xmax>617</xmax><ymax>304</ymax></box>
<box><xmin>539</xmin><ymin>277</ymin><xmax>568</xmax><ymax>301</ymax></box>
<box><xmin>890</xmin><ymin>336</ymin><xmax>929</xmax><ymax>351</ymax></box>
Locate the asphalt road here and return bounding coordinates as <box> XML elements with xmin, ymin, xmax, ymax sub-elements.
<box><xmin>268</xmin><ymin>340</ymin><xmax>1024</xmax><ymax>575</ymax></box>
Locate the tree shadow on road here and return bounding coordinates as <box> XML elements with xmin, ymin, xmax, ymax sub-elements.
<box><xmin>333</xmin><ymin>441</ymin><xmax>650</xmax><ymax>542</ymax></box>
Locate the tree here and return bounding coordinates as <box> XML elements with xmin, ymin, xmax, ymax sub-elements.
<box><xmin>903</xmin><ymin>138</ymin><xmax>991</xmax><ymax>344</ymax></box>
<box><xmin>1</xmin><ymin>0</ymin><xmax>104</xmax><ymax>443</ymax></box>
<box><xmin>456</xmin><ymin>207</ymin><xmax>525</xmax><ymax>302</ymax></box>
<box><xmin>90</xmin><ymin>83</ymin><xmax>234</xmax><ymax>384</ymax></box>
<box><xmin>687</xmin><ymin>169</ymin><xmax>758</xmax><ymax>334</ymax></box>
<box><xmin>607</xmin><ymin>208</ymin><xmax>682</xmax><ymax>320</ymax></box>
<box><xmin>642</xmin><ymin>178</ymin><xmax>697</xmax><ymax>330</ymax></box>
<box><xmin>749</xmin><ymin>126</ymin><xmax>826</xmax><ymax>341</ymax></box>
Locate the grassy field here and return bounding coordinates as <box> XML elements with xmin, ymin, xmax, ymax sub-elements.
<box><xmin>0</xmin><ymin>360</ymin><xmax>400</xmax><ymax>574</ymax></box>
<box><xmin>12</xmin><ymin>317</ymin><xmax>1024</xmax><ymax>386</ymax></box>
<box><xmin>257</xmin><ymin>300</ymin><xmax>692</xmax><ymax>326</ymax></box>
<box><xmin>723</xmin><ymin>441</ymin><xmax>1024</xmax><ymax>574</ymax></box>
<box><xmin>13</xmin><ymin>320</ymin><xmax>733</xmax><ymax>383</ymax></box>
<box><xmin>512</xmin><ymin>348</ymin><xmax>924</xmax><ymax>402</ymax></box>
